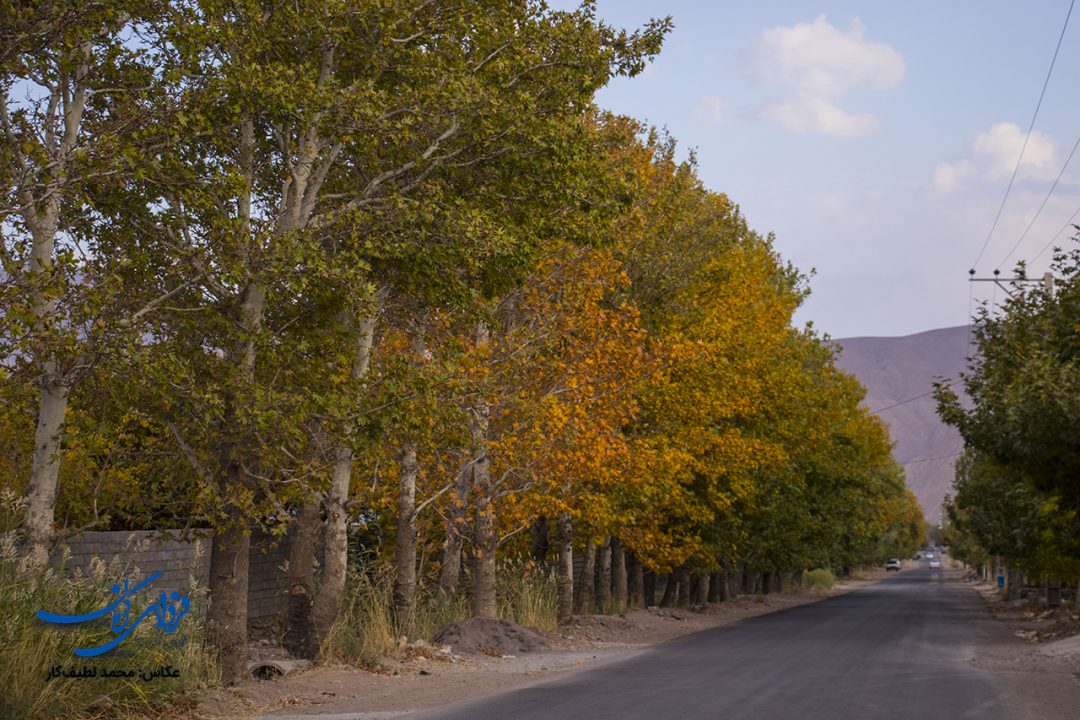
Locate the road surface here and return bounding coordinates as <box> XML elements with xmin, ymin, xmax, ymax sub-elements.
<box><xmin>407</xmin><ymin>567</ymin><xmax>1079</xmax><ymax>720</ymax></box>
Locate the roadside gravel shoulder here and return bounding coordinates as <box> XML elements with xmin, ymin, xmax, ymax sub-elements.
<box><xmin>200</xmin><ymin>576</ymin><xmax>882</xmax><ymax>720</ymax></box>
<box><xmin>963</xmin><ymin>572</ymin><xmax>1080</xmax><ymax>720</ymax></box>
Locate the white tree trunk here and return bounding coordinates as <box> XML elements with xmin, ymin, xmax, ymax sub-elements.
<box><xmin>392</xmin><ymin>444</ymin><xmax>419</xmax><ymax>634</ymax></box>
<box><xmin>22</xmin><ymin>371</ymin><xmax>68</xmax><ymax>568</ymax></box>
<box><xmin>15</xmin><ymin>43</ymin><xmax>90</xmax><ymax>569</ymax></box>
<box><xmin>313</xmin><ymin>289</ymin><xmax>385</xmax><ymax>640</ymax></box>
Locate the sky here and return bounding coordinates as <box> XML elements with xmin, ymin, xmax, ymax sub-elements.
<box><xmin>548</xmin><ymin>0</ymin><xmax>1080</xmax><ymax>339</ymax></box>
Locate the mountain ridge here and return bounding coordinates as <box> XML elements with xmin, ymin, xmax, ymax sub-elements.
<box><xmin>834</xmin><ymin>325</ymin><xmax>971</xmax><ymax>525</ymax></box>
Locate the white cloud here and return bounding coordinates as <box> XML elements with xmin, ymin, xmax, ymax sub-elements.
<box><xmin>760</xmin><ymin>96</ymin><xmax>877</xmax><ymax>138</ymax></box>
<box><xmin>741</xmin><ymin>15</ymin><xmax>905</xmax><ymax>138</ymax></box>
<box><xmin>932</xmin><ymin>160</ymin><xmax>975</xmax><ymax>193</ymax></box>
<box><xmin>932</xmin><ymin>122</ymin><xmax>1062</xmax><ymax>192</ymax></box>
<box><xmin>694</xmin><ymin>95</ymin><xmax>727</xmax><ymax>124</ymax></box>
<box><xmin>972</xmin><ymin>122</ymin><xmax>1056</xmax><ymax>179</ymax></box>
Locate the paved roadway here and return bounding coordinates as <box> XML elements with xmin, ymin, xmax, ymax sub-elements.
<box><xmin>407</xmin><ymin>567</ymin><xmax>1045</xmax><ymax>720</ymax></box>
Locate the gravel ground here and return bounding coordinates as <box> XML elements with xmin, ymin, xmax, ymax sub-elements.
<box><xmin>956</xmin><ymin>571</ymin><xmax>1080</xmax><ymax>720</ymax></box>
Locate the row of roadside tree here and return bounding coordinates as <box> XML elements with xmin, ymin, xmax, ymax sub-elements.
<box><xmin>2</xmin><ymin>0</ymin><xmax>924</xmax><ymax>685</ymax></box>
<box><xmin>938</xmin><ymin>249</ymin><xmax>1080</xmax><ymax>601</ymax></box>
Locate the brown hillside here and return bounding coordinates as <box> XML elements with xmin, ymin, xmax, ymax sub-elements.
<box><xmin>834</xmin><ymin>325</ymin><xmax>971</xmax><ymax>525</ymax></box>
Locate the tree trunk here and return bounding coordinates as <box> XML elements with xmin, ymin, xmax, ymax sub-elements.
<box><xmin>643</xmin><ymin>571</ymin><xmax>656</xmax><ymax>607</ymax></box>
<box><xmin>611</xmin><ymin>538</ymin><xmax>627</xmax><ymax>612</ymax></box>
<box><xmin>531</xmin><ymin>516</ymin><xmax>550</xmax><ymax>567</ymax></box>
<box><xmin>312</xmin><ymin>294</ymin><xmax>383</xmax><ymax>642</ymax></box>
<box><xmin>392</xmin><ymin>444</ymin><xmax>419</xmax><ymax>634</ymax></box>
<box><xmin>209</xmin><ymin>271</ymin><xmax>265</xmax><ymax>684</ymax></box>
<box><xmin>628</xmin><ymin>554</ymin><xmax>644</xmax><ymax>608</ymax></box>
<box><xmin>741</xmin><ymin>565</ymin><xmax>753</xmax><ymax>594</ymax></box>
<box><xmin>17</xmin><ymin>43</ymin><xmax>89</xmax><ymax>572</ymax></box>
<box><xmin>472</xmin><ymin>489</ymin><xmax>497</xmax><ymax>618</ymax></box>
<box><xmin>707</xmin><ymin>571</ymin><xmax>721</xmax><ymax>604</ymax></box>
<box><xmin>21</xmin><ymin>376</ymin><xmax>68</xmax><ymax>568</ymax></box>
<box><xmin>468</xmin><ymin>322</ymin><xmax>496</xmax><ymax>619</ymax></box>
<box><xmin>576</xmin><ymin>536</ymin><xmax>596</xmax><ymax>614</ymax></box>
<box><xmin>596</xmin><ymin>537</ymin><xmax>612</xmax><ymax>610</ymax></box>
<box><xmin>438</xmin><ymin>466</ymin><xmax>470</xmax><ymax>597</ymax></box>
<box><xmin>556</xmin><ymin>513</ymin><xmax>574</xmax><ymax>623</ymax></box>
<box><xmin>283</xmin><ymin>500</ymin><xmax>320</xmax><ymax>659</ymax></box>
<box><xmin>694</xmin><ymin>572</ymin><xmax>709</xmax><ymax>606</ymax></box>
<box><xmin>208</xmin><ymin>521</ymin><xmax>250</xmax><ymax>684</ymax></box>
<box><xmin>658</xmin><ymin>573</ymin><xmax>677</xmax><ymax>608</ymax></box>
<box><xmin>676</xmin><ymin>566</ymin><xmax>691</xmax><ymax>608</ymax></box>
<box><xmin>761</xmin><ymin>571</ymin><xmax>772</xmax><ymax>595</ymax></box>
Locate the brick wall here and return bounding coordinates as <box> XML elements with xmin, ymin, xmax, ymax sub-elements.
<box><xmin>55</xmin><ymin>528</ymin><xmax>300</xmax><ymax>629</ymax></box>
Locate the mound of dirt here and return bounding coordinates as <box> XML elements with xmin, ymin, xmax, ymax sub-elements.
<box><xmin>434</xmin><ymin>618</ymin><xmax>550</xmax><ymax>656</ymax></box>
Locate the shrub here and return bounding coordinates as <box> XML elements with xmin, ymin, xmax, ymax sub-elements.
<box><xmin>325</xmin><ymin>556</ymin><xmax>558</xmax><ymax>666</ymax></box>
<box><xmin>322</xmin><ymin>562</ymin><xmax>398</xmax><ymax>667</ymax></box>
<box><xmin>801</xmin><ymin>568</ymin><xmax>836</xmax><ymax>591</ymax></box>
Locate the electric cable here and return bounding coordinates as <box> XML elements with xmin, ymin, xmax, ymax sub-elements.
<box><xmin>971</xmin><ymin>0</ymin><xmax>1074</xmax><ymax>270</ymax></box>
<box><xmin>998</xmin><ymin>130</ymin><xmax>1080</xmax><ymax>268</ymax></box>
<box><xmin>869</xmin><ymin>390</ymin><xmax>936</xmax><ymax>415</ymax></box>
<box><xmin>1031</xmin><ymin>202</ymin><xmax>1080</xmax><ymax>263</ymax></box>
<box><xmin>901</xmin><ymin>452</ymin><xmax>962</xmax><ymax>466</ymax></box>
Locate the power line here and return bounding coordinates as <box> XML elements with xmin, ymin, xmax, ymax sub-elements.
<box><xmin>1031</xmin><ymin>203</ymin><xmax>1080</xmax><ymax>263</ymax></box>
<box><xmin>971</xmin><ymin>0</ymin><xmax>1075</xmax><ymax>270</ymax></box>
<box><xmin>901</xmin><ymin>452</ymin><xmax>962</xmax><ymax>466</ymax></box>
<box><xmin>869</xmin><ymin>390</ymin><xmax>936</xmax><ymax>415</ymax></box>
<box><xmin>998</xmin><ymin>130</ymin><xmax>1080</xmax><ymax>268</ymax></box>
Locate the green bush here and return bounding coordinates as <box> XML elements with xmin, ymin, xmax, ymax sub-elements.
<box><xmin>801</xmin><ymin>568</ymin><xmax>836</xmax><ymax>591</ymax></box>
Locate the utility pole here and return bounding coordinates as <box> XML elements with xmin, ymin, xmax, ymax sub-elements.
<box><xmin>968</xmin><ymin>269</ymin><xmax>1054</xmax><ymax>298</ymax></box>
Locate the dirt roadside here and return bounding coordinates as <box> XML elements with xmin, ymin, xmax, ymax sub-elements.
<box><xmin>197</xmin><ymin>575</ymin><xmax>886</xmax><ymax>720</ymax></box>
<box><xmin>963</xmin><ymin>570</ymin><xmax>1080</xmax><ymax>720</ymax></box>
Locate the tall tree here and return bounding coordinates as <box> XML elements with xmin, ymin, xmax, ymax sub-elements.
<box><xmin>0</xmin><ymin>0</ymin><xmax>182</xmax><ymax>568</ymax></box>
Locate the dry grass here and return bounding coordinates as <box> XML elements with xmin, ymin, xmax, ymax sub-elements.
<box><xmin>801</xmin><ymin>568</ymin><xmax>836</xmax><ymax>592</ymax></box>
<box><xmin>0</xmin><ymin>492</ymin><xmax>214</xmax><ymax>719</ymax></box>
<box><xmin>325</xmin><ymin>556</ymin><xmax>558</xmax><ymax>666</ymax></box>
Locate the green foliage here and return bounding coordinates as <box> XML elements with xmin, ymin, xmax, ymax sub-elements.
<box><xmin>938</xmin><ymin>244</ymin><xmax>1080</xmax><ymax>581</ymax></box>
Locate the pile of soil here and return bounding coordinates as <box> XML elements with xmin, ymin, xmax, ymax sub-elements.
<box><xmin>434</xmin><ymin>618</ymin><xmax>550</xmax><ymax>656</ymax></box>
<box><xmin>559</xmin><ymin>614</ymin><xmax>637</xmax><ymax>643</ymax></box>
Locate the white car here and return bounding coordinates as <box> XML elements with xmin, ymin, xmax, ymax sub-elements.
<box><xmin>885</xmin><ymin>558</ymin><xmax>902</xmax><ymax>572</ymax></box>
<box><xmin>929</xmin><ymin>559</ymin><xmax>941</xmax><ymax>569</ymax></box>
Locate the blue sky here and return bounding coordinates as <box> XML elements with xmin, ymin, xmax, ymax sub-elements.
<box><xmin>549</xmin><ymin>1</ymin><xmax>1080</xmax><ymax>338</ymax></box>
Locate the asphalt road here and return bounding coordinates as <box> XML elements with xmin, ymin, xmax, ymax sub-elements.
<box><xmin>407</xmin><ymin>567</ymin><xmax>1031</xmax><ymax>720</ymax></box>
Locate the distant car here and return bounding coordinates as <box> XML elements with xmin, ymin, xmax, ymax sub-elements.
<box><xmin>886</xmin><ymin>558</ymin><xmax>902</xmax><ymax>572</ymax></box>
<box><xmin>926</xmin><ymin>552</ymin><xmax>934</xmax><ymax>559</ymax></box>
<box><xmin>929</xmin><ymin>559</ymin><xmax>942</xmax><ymax>569</ymax></box>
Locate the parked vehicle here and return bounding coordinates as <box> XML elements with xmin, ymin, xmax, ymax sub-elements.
<box><xmin>886</xmin><ymin>558</ymin><xmax>902</xmax><ymax>572</ymax></box>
